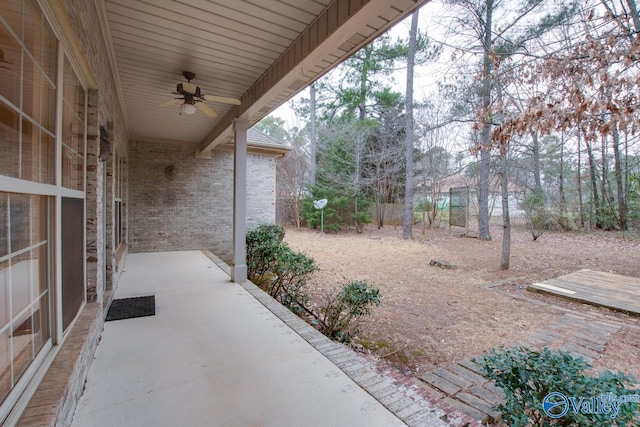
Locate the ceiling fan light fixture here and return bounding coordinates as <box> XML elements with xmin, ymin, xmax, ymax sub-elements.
<box><xmin>181</xmin><ymin>102</ymin><xmax>197</xmax><ymax>115</ymax></box>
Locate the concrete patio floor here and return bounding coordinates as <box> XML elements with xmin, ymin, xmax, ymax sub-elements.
<box><xmin>71</xmin><ymin>251</ymin><xmax>408</xmax><ymax>427</ymax></box>
<box><xmin>72</xmin><ymin>252</ymin><xmax>403</xmax><ymax>427</ymax></box>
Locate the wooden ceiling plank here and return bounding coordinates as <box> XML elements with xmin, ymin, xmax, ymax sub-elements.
<box><xmin>109</xmin><ymin>31</ymin><xmax>272</xmax><ymax>72</ymax></box>
<box><xmin>107</xmin><ymin>0</ymin><xmax>293</xmax><ymax>49</ymax></box>
<box><xmin>107</xmin><ymin>10</ymin><xmax>282</xmax><ymax>61</ymax></box>
<box><xmin>200</xmin><ymin>0</ymin><xmax>311</xmax><ymax>32</ymax></box>
<box><xmin>279</xmin><ymin>0</ymin><xmax>333</xmax><ymax>14</ymax></box>
<box><xmin>242</xmin><ymin>0</ymin><xmax>318</xmax><ymax>23</ymax></box>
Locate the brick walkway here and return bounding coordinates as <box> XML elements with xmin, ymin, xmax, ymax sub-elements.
<box><xmin>415</xmin><ymin>311</ymin><xmax>636</xmax><ymax>423</ymax></box>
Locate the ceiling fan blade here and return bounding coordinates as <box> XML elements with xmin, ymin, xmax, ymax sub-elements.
<box><xmin>202</xmin><ymin>95</ymin><xmax>241</xmax><ymax>105</ymax></box>
<box><xmin>196</xmin><ymin>102</ymin><xmax>218</xmax><ymax>118</ymax></box>
<box><xmin>158</xmin><ymin>98</ymin><xmax>183</xmax><ymax>108</ymax></box>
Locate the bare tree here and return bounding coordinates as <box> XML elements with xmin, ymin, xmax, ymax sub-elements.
<box><xmin>493</xmin><ymin>1</ymin><xmax>640</xmax><ymax>230</ymax></box>
<box><xmin>277</xmin><ymin>143</ymin><xmax>309</xmax><ymax>229</ymax></box>
<box><xmin>403</xmin><ymin>10</ymin><xmax>420</xmax><ymax>239</ymax></box>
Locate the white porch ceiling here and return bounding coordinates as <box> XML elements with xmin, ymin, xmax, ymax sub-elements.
<box><xmin>101</xmin><ymin>0</ymin><xmax>430</xmax><ymax>152</ymax></box>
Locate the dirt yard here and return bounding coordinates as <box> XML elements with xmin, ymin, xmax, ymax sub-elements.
<box><xmin>284</xmin><ymin>224</ymin><xmax>640</xmax><ymax>380</ymax></box>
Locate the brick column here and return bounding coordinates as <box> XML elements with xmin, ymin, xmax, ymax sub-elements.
<box><xmin>231</xmin><ymin>119</ymin><xmax>248</xmax><ymax>282</ymax></box>
<box><xmin>85</xmin><ymin>89</ymin><xmax>103</xmax><ymax>304</ymax></box>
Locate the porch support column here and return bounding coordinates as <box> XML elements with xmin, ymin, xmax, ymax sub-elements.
<box><xmin>231</xmin><ymin>118</ymin><xmax>248</xmax><ymax>282</ymax></box>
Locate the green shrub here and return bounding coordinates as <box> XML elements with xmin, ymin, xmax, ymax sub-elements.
<box><xmin>318</xmin><ymin>280</ymin><xmax>381</xmax><ymax>342</ymax></box>
<box><xmin>246</xmin><ymin>223</ymin><xmax>286</xmax><ymax>282</ymax></box>
<box><xmin>268</xmin><ymin>245</ymin><xmax>317</xmax><ymax>313</ymax></box>
<box><xmin>476</xmin><ymin>346</ymin><xmax>639</xmax><ymax>426</ymax></box>
<box><xmin>246</xmin><ymin>224</ymin><xmax>317</xmax><ymax>313</ymax></box>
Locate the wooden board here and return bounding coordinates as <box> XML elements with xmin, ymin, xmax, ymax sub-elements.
<box><xmin>528</xmin><ymin>269</ymin><xmax>640</xmax><ymax>316</ymax></box>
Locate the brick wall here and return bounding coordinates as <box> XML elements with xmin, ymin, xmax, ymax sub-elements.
<box><xmin>62</xmin><ymin>0</ymin><xmax>129</xmax><ymax>298</ymax></box>
<box><xmin>129</xmin><ymin>141</ymin><xmax>276</xmax><ymax>261</ymax></box>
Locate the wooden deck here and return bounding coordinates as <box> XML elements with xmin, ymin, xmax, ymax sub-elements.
<box><xmin>528</xmin><ymin>269</ymin><xmax>640</xmax><ymax>316</ymax></box>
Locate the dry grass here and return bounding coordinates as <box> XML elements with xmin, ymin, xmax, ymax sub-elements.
<box><xmin>284</xmin><ymin>224</ymin><xmax>640</xmax><ymax>378</ymax></box>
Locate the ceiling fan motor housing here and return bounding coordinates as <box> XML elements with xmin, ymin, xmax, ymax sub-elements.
<box><xmin>176</xmin><ymin>83</ymin><xmax>202</xmax><ymax>98</ymax></box>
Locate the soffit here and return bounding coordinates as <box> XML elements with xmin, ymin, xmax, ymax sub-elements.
<box><xmin>102</xmin><ymin>0</ymin><xmax>429</xmax><ymax>149</ymax></box>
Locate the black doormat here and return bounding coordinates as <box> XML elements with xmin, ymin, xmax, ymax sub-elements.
<box><xmin>106</xmin><ymin>295</ymin><xmax>155</xmax><ymax>321</ymax></box>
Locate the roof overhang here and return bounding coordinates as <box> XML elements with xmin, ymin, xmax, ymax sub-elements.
<box><xmin>100</xmin><ymin>0</ymin><xmax>430</xmax><ymax>152</ymax></box>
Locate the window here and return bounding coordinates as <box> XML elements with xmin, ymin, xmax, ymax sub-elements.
<box><xmin>0</xmin><ymin>193</ymin><xmax>52</xmax><ymax>403</ymax></box>
<box><xmin>0</xmin><ymin>0</ymin><xmax>57</xmax><ymax>185</ymax></box>
<box><xmin>0</xmin><ymin>0</ymin><xmax>87</xmax><ymax>412</ymax></box>
<box><xmin>0</xmin><ymin>1</ymin><xmax>57</xmax><ymax>409</ymax></box>
<box><xmin>61</xmin><ymin>58</ymin><xmax>86</xmax><ymax>191</ymax></box>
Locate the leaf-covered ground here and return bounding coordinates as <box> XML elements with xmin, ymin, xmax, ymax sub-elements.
<box><xmin>284</xmin><ymin>224</ymin><xmax>640</xmax><ymax>380</ymax></box>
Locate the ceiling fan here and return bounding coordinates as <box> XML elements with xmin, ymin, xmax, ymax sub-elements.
<box><xmin>158</xmin><ymin>71</ymin><xmax>241</xmax><ymax>118</ymax></box>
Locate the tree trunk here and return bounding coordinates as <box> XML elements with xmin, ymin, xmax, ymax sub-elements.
<box><xmin>626</xmin><ymin>0</ymin><xmax>640</xmax><ymax>33</ymax></box>
<box><xmin>585</xmin><ymin>135</ymin><xmax>601</xmax><ymax>228</ymax></box>
<box><xmin>354</xmin><ymin>134</ymin><xmax>362</xmax><ymax>234</ymax></box>
<box><xmin>601</xmin><ymin>134</ymin><xmax>617</xmax><ymax>226</ymax></box>
<box><xmin>559</xmin><ymin>132</ymin><xmax>566</xmax><ymax>216</ymax></box>
<box><xmin>478</xmin><ymin>0</ymin><xmax>494</xmax><ymax>241</ymax></box>
<box><xmin>624</xmin><ymin>129</ymin><xmax>630</xmax><ymax>210</ymax></box>
<box><xmin>577</xmin><ymin>130</ymin><xmax>585</xmax><ymax>228</ymax></box>
<box><xmin>403</xmin><ymin>10</ymin><xmax>419</xmax><ymax>239</ymax></box>
<box><xmin>358</xmin><ymin>46</ymin><xmax>371</xmax><ymax>122</ymax></box>
<box><xmin>530</xmin><ymin>131</ymin><xmax>543</xmax><ymax>199</ymax></box>
<box><xmin>612</xmin><ymin>125</ymin><xmax>628</xmax><ymax>230</ymax></box>
<box><xmin>500</xmin><ymin>150</ymin><xmax>510</xmax><ymax>270</ymax></box>
<box><xmin>309</xmin><ymin>84</ymin><xmax>317</xmax><ymax>186</ymax></box>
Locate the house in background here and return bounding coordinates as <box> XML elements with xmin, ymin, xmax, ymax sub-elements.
<box><xmin>0</xmin><ymin>0</ymin><xmax>428</xmax><ymax>425</ymax></box>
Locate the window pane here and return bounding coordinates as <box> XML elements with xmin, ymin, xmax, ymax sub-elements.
<box><xmin>0</xmin><ymin>1</ymin><xmax>22</xmax><ymax>41</ymax></box>
<box><xmin>62</xmin><ymin>103</ymin><xmax>72</xmax><ymax>149</ymax></box>
<box><xmin>71</xmin><ymin>109</ymin><xmax>80</xmax><ymax>155</ymax></box>
<box><xmin>0</xmin><ymin>21</ymin><xmax>22</xmax><ymax>109</ymax></box>
<box><xmin>23</xmin><ymin>0</ymin><xmax>43</xmax><ymax>65</ymax></box>
<box><xmin>11</xmin><ymin>309</ymin><xmax>34</xmax><ymax>381</ymax></box>
<box><xmin>33</xmin><ymin>294</ymin><xmax>49</xmax><ymax>354</ymax></box>
<box><xmin>0</xmin><ymin>193</ymin><xmax>7</xmax><ymax>258</ymax></box>
<box><xmin>32</xmin><ymin>245</ymin><xmax>47</xmax><ymax>297</ymax></box>
<box><xmin>9</xmin><ymin>193</ymin><xmax>31</xmax><ymax>252</ymax></box>
<box><xmin>62</xmin><ymin>105</ymin><xmax>84</xmax><ymax>191</ymax></box>
<box><xmin>74</xmin><ymin>153</ymin><xmax>84</xmax><ymax>191</ymax></box>
<box><xmin>20</xmin><ymin>117</ymin><xmax>37</xmax><ymax>182</ymax></box>
<box><xmin>40</xmin><ymin>131</ymin><xmax>55</xmax><ymax>185</ymax></box>
<box><xmin>0</xmin><ymin>102</ymin><xmax>21</xmax><ymax>179</ymax></box>
<box><xmin>11</xmin><ymin>251</ymin><xmax>32</xmax><ymax>318</ymax></box>
<box><xmin>40</xmin><ymin>19</ymin><xmax>56</xmax><ymax>84</ymax></box>
<box><xmin>61</xmin><ymin>145</ymin><xmax>70</xmax><ymax>188</ymax></box>
<box><xmin>63</xmin><ymin>58</ymin><xmax>74</xmax><ymax>106</ymax></box>
<box><xmin>31</xmin><ymin>195</ymin><xmax>47</xmax><ymax>246</ymax></box>
<box><xmin>22</xmin><ymin>54</ymin><xmax>42</xmax><ymax>124</ymax></box>
<box><xmin>0</xmin><ymin>328</ymin><xmax>10</xmax><ymax>402</ymax></box>
<box><xmin>0</xmin><ymin>260</ymin><xmax>8</xmax><ymax>327</ymax></box>
<box><xmin>41</xmin><ymin>79</ymin><xmax>56</xmax><ymax>134</ymax></box>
